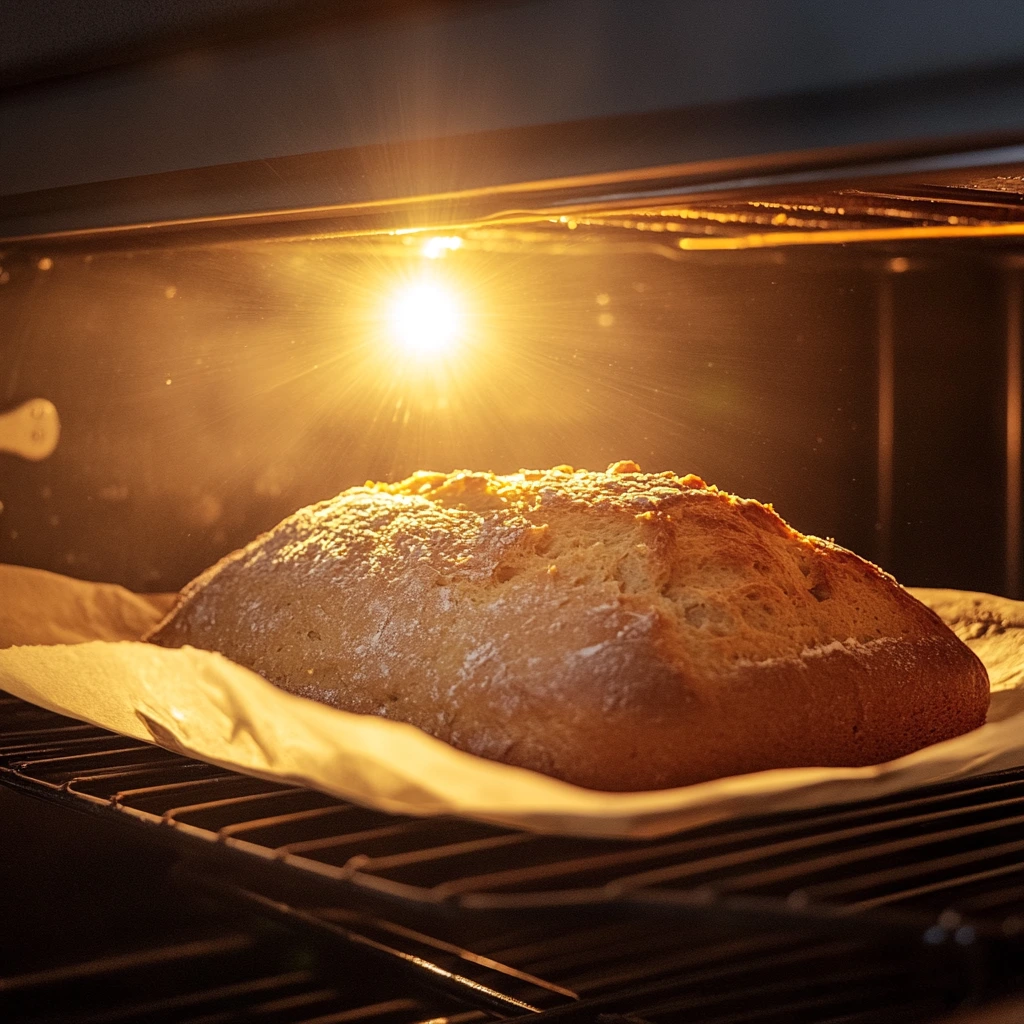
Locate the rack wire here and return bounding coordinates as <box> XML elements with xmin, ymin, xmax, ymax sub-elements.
<box><xmin>0</xmin><ymin>924</ymin><xmax>487</xmax><ymax>1024</ymax></box>
<box><xmin>0</xmin><ymin>917</ymin><xmax>963</xmax><ymax>1024</ymax></box>
<box><xmin>3</xmin><ymin>691</ymin><xmax>1023</xmax><ymax>1022</ymax></box>
<box><xmin>7</xmin><ymin>693</ymin><xmax>1024</xmax><ymax>935</ymax></box>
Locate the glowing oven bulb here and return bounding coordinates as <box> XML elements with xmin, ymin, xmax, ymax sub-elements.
<box><xmin>386</xmin><ymin>281</ymin><xmax>463</xmax><ymax>359</ymax></box>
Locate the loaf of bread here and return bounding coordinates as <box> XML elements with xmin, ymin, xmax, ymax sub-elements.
<box><xmin>147</xmin><ymin>462</ymin><xmax>989</xmax><ymax>791</ymax></box>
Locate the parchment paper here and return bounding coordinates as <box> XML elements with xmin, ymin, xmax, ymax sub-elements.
<box><xmin>1</xmin><ymin>565</ymin><xmax>1023</xmax><ymax>839</ymax></box>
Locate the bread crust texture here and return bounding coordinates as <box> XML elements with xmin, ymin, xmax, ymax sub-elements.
<box><xmin>148</xmin><ymin>462</ymin><xmax>990</xmax><ymax>791</ymax></box>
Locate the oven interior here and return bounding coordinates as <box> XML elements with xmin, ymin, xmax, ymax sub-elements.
<box><xmin>3</xmin><ymin>161</ymin><xmax>1024</xmax><ymax>1023</ymax></box>
<box><xmin>2</xmin><ymin>160</ymin><xmax>1022</xmax><ymax>596</ymax></box>
<box><xmin>5</xmin><ymin>3</ymin><xmax>1024</xmax><ymax>1021</ymax></box>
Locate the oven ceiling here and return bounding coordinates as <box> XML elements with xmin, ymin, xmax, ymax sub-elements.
<box><xmin>3</xmin><ymin>0</ymin><xmax>1024</xmax><ymax>242</ymax></box>
<box><xmin>0</xmin><ymin>0</ymin><xmax>472</xmax><ymax>88</ymax></box>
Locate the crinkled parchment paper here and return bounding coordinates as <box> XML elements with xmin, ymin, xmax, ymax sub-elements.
<box><xmin>1</xmin><ymin>565</ymin><xmax>1023</xmax><ymax>839</ymax></box>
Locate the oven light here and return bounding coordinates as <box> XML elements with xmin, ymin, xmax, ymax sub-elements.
<box><xmin>422</xmin><ymin>235</ymin><xmax>463</xmax><ymax>259</ymax></box>
<box><xmin>386</xmin><ymin>280</ymin><xmax>464</xmax><ymax>360</ymax></box>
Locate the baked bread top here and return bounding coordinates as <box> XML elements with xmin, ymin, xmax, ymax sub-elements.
<box><xmin>148</xmin><ymin>461</ymin><xmax>990</xmax><ymax>790</ymax></box>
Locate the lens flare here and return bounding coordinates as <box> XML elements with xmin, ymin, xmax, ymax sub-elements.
<box><xmin>422</xmin><ymin>236</ymin><xmax>463</xmax><ymax>259</ymax></box>
<box><xmin>386</xmin><ymin>280</ymin><xmax>463</xmax><ymax>359</ymax></box>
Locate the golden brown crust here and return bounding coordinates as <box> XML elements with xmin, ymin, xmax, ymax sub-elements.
<box><xmin>147</xmin><ymin>463</ymin><xmax>990</xmax><ymax>791</ymax></box>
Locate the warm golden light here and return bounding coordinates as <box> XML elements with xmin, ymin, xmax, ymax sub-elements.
<box><xmin>422</xmin><ymin>235</ymin><xmax>464</xmax><ymax>259</ymax></box>
<box><xmin>386</xmin><ymin>280</ymin><xmax>464</xmax><ymax>359</ymax></box>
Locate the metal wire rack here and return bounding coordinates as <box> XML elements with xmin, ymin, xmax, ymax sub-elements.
<box><xmin>3</xmin><ymin>690</ymin><xmax>1024</xmax><ymax>1022</ymax></box>
<box><xmin>0</xmin><ymin>924</ymin><xmax>490</xmax><ymax>1024</ymax></box>
<box><xmin>0</xmin><ymin>919</ymin><xmax>966</xmax><ymax>1024</ymax></box>
<box><xmin>6</xmin><ymin>692</ymin><xmax>1024</xmax><ymax>935</ymax></box>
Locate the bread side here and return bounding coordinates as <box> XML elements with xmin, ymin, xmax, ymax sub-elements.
<box><xmin>148</xmin><ymin>462</ymin><xmax>990</xmax><ymax>790</ymax></box>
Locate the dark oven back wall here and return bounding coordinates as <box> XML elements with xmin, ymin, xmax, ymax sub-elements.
<box><xmin>0</xmin><ymin>238</ymin><xmax>1017</xmax><ymax>597</ymax></box>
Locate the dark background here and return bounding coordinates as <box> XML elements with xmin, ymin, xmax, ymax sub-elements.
<box><xmin>0</xmin><ymin>233</ymin><xmax>1015</xmax><ymax>596</ymax></box>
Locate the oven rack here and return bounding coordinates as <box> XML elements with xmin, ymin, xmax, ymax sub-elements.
<box><xmin>0</xmin><ymin>930</ymin><xmax>971</xmax><ymax>1024</ymax></box>
<box><xmin>0</xmin><ymin>855</ymin><xmax>977</xmax><ymax>1024</ymax></box>
<box><xmin>0</xmin><ymin>925</ymin><xmax>485</xmax><ymax>1024</ymax></box>
<box><xmin>6</xmin><ymin>692</ymin><xmax>1024</xmax><ymax>937</ymax></box>
<box><xmin>4</xmin><ymin>690</ymin><xmax>1022</xmax><ymax>1022</ymax></box>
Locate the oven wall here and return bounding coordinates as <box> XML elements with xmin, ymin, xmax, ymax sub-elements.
<box><xmin>0</xmin><ymin>240</ymin><xmax>1017</xmax><ymax>596</ymax></box>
